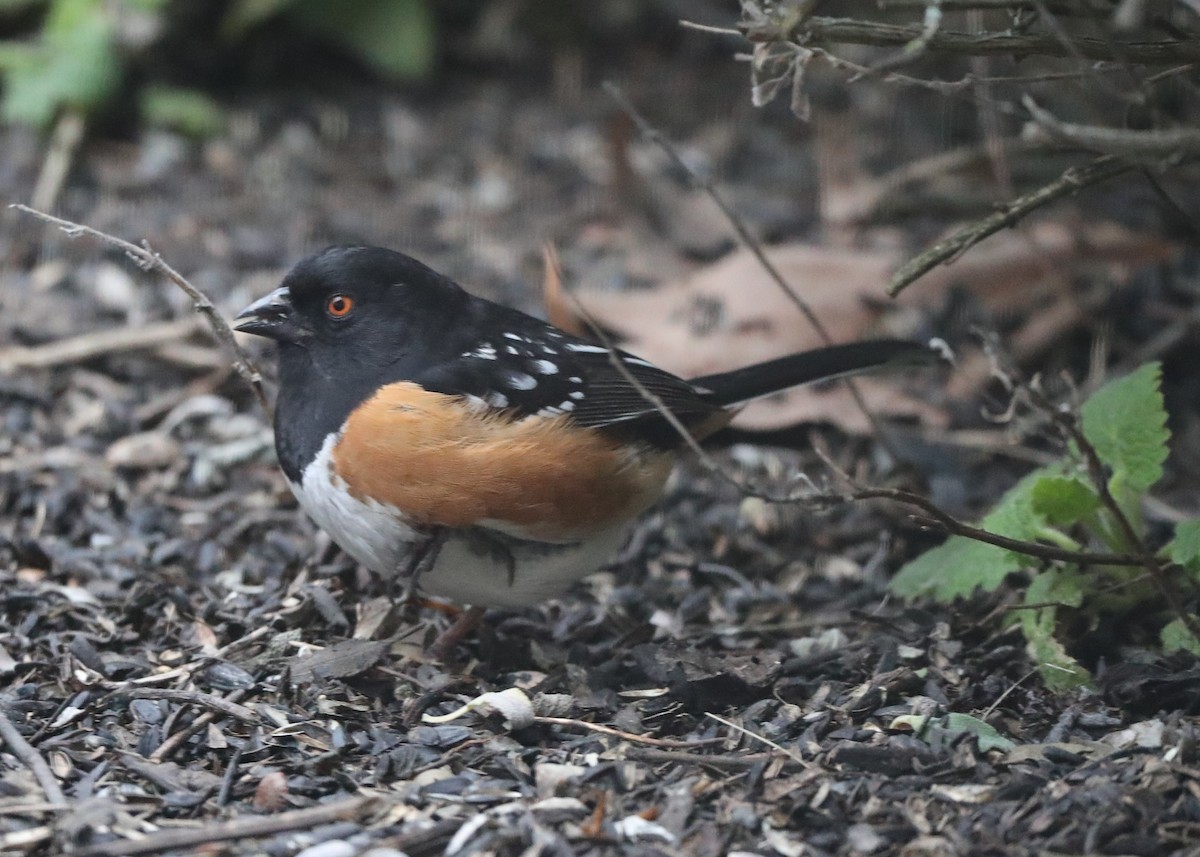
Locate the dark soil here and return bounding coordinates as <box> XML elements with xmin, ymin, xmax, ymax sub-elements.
<box><xmin>2</xmin><ymin>15</ymin><xmax>1200</xmax><ymax>857</ymax></box>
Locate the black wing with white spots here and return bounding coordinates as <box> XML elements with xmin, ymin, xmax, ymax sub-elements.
<box><xmin>416</xmin><ymin>303</ymin><xmax>722</xmax><ymax>437</ymax></box>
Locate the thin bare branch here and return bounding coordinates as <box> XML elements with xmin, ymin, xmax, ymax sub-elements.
<box><xmin>888</xmin><ymin>155</ymin><xmax>1134</xmax><ymax>295</ymax></box>
<box><xmin>757</xmin><ymin>16</ymin><xmax>1200</xmax><ymax>64</ymax></box>
<box><xmin>0</xmin><ymin>710</ymin><xmax>65</xmax><ymax>805</ymax></box>
<box><xmin>0</xmin><ymin>318</ymin><xmax>201</xmax><ymax>374</ymax></box>
<box><xmin>1024</xmin><ymin>95</ymin><xmax>1200</xmax><ymax>158</ymax></box>
<box><xmin>9</xmin><ymin>205</ymin><xmax>272</xmax><ymax>417</ymax></box>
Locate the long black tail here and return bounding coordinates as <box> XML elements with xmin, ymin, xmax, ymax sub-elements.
<box><xmin>694</xmin><ymin>340</ymin><xmax>940</xmax><ymax>407</ymax></box>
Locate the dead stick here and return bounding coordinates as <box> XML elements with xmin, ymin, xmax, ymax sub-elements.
<box><xmin>767</xmin><ymin>16</ymin><xmax>1200</xmax><ymax>64</ymax></box>
<box><xmin>0</xmin><ymin>318</ymin><xmax>200</xmax><ymax>373</ymax></box>
<box><xmin>71</xmin><ymin>795</ymin><xmax>382</xmax><ymax>857</ymax></box>
<box><xmin>9</xmin><ymin>204</ymin><xmax>272</xmax><ymax>418</ymax></box>
<box><xmin>0</xmin><ymin>710</ymin><xmax>65</xmax><ymax>805</ymax></box>
<box><xmin>888</xmin><ymin>155</ymin><xmax>1132</xmax><ymax>295</ymax></box>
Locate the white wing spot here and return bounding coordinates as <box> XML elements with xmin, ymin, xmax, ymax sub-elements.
<box><xmin>503</xmin><ymin>332</ymin><xmax>525</xmax><ymax>341</ymax></box>
<box><xmin>558</xmin><ymin>400</ymin><xmax>575</xmax><ymax>412</ymax></box>
<box><xmin>486</xmin><ymin>391</ymin><xmax>510</xmax><ymax>408</ymax></box>
<box><xmin>623</xmin><ymin>356</ymin><xmax>655</xmax><ymax>368</ymax></box>
<box><xmin>504</xmin><ymin>371</ymin><xmax>538</xmax><ymax>391</ymax></box>
<box><xmin>530</xmin><ymin>359</ymin><xmax>559</xmax><ymax>375</ymax></box>
<box><xmin>569</xmin><ymin>390</ymin><xmax>585</xmax><ymax>400</ymax></box>
<box><xmin>565</xmin><ymin>343</ymin><xmax>609</xmax><ymax>354</ymax></box>
<box><xmin>506</xmin><ymin>345</ymin><xmax>520</xmax><ymax>355</ymax></box>
<box><xmin>567</xmin><ymin>376</ymin><xmax>582</xmax><ymax>384</ymax></box>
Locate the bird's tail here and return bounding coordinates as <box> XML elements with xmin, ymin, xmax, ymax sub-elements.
<box><xmin>693</xmin><ymin>339</ymin><xmax>941</xmax><ymax>407</ymax></box>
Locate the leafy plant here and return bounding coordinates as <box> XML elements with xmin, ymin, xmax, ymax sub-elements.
<box><xmin>890</xmin><ymin>363</ymin><xmax>1200</xmax><ymax>691</ymax></box>
<box><xmin>0</xmin><ymin>0</ymin><xmax>434</xmax><ymax>133</ymax></box>
<box><xmin>222</xmin><ymin>0</ymin><xmax>434</xmax><ymax>82</ymax></box>
<box><xmin>0</xmin><ymin>0</ymin><xmax>126</xmax><ymax>127</ymax></box>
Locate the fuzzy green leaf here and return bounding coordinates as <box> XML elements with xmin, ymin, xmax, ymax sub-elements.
<box><xmin>1030</xmin><ymin>475</ymin><xmax>1100</xmax><ymax>527</ymax></box>
<box><xmin>891</xmin><ymin>712</ymin><xmax>1016</xmax><ymax>753</ymax></box>
<box><xmin>290</xmin><ymin>0</ymin><xmax>434</xmax><ymax>81</ymax></box>
<box><xmin>1020</xmin><ymin>603</ymin><xmax>1092</xmax><ymax>692</ymax></box>
<box><xmin>1161</xmin><ymin>617</ymin><xmax>1200</xmax><ymax>655</ymax></box>
<box><xmin>141</xmin><ymin>85</ymin><xmax>224</xmax><ymax>137</ymax></box>
<box><xmin>1080</xmin><ymin>362</ymin><xmax>1169</xmax><ymax>494</ymax></box>
<box><xmin>889</xmin><ymin>536</ymin><xmax>1023</xmax><ymax>600</ymax></box>
<box><xmin>1</xmin><ymin>0</ymin><xmax>122</xmax><ymax>127</ymax></box>
<box><xmin>1024</xmin><ymin>565</ymin><xmax>1086</xmax><ymax>609</ymax></box>
<box><xmin>890</xmin><ymin>470</ymin><xmax>1047</xmax><ymax>601</ymax></box>
<box><xmin>1167</xmin><ymin>519</ymin><xmax>1200</xmax><ymax>575</ymax></box>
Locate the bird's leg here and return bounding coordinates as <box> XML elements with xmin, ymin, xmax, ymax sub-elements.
<box><xmin>396</xmin><ymin>526</ymin><xmax>448</xmax><ymax>605</ymax></box>
<box><xmin>428</xmin><ymin>605</ymin><xmax>487</xmax><ymax>661</ymax></box>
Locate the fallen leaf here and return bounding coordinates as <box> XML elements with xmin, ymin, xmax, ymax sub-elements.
<box><xmin>568</xmin><ymin>222</ymin><xmax>1176</xmax><ymax>432</ymax></box>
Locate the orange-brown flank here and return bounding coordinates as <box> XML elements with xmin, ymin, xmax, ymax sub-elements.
<box><xmin>330</xmin><ymin>382</ymin><xmax>674</xmax><ymax>542</ymax></box>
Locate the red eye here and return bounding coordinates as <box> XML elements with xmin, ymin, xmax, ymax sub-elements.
<box><xmin>326</xmin><ymin>294</ymin><xmax>354</xmax><ymax>318</ymax></box>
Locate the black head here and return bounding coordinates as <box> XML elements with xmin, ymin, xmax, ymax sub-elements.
<box><xmin>235</xmin><ymin>245</ymin><xmax>470</xmax><ymax>368</ymax></box>
<box><xmin>236</xmin><ymin>246</ymin><xmax>476</xmax><ymax>481</ymax></box>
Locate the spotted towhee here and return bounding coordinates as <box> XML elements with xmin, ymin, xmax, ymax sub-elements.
<box><xmin>236</xmin><ymin>245</ymin><xmax>937</xmax><ymax>612</ymax></box>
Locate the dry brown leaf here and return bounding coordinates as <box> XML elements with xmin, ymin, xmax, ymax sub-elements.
<box><xmin>567</xmin><ymin>221</ymin><xmax>1176</xmax><ymax>433</ymax></box>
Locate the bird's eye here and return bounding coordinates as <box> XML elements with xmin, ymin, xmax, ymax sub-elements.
<box><xmin>326</xmin><ymin>294</ymin><xmax>354</xmax><ymax>318</ymax></box>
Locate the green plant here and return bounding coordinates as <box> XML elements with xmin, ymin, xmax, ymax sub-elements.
<box><xmin>0</xmin><ymin>0</ymin><xmax>128</xmax><ymax>127</ymax></box>
<box><xmin>222</xmin><ymin>0</ymin><xmax>434</xmax><ymax>82</ymax></box>
<box><xmin>890</xmin><ymin>363</ymin><xmax>1200</xmax><ymax>692</ymax></box>
<box><xmin>0</xmin><ymin>0</ymin><xmax>434</xmax><ymax>134</ymax></box>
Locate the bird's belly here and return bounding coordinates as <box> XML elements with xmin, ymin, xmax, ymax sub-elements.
<box><xmin>289</xmin><ymin>436</ymin><xmax>632</xmax><ymax>607</ymax></box>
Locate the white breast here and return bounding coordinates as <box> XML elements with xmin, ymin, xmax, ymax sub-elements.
<box><xmin>290</xmin><ymin>434</ymin><xmax>633</xmax><ymax>608</ymax></box>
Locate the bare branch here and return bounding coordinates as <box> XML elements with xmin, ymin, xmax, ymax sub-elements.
<box><xmin>1024</xmin><ymin>95</ymin><xmax>1200</xmax><ymax>158</ymax></box>
<box><xmin>888</xmin><ymin>155</ymin><xmax>1134</xmax><ymax>295</ymax></box>
<box><xmin>755</xmin><ymin>16</ymin><xmax>1200</xmax><ymax>64</ymax></box>
<box><xmin>10</xmin><ymin>205</ymin><xmax>272</xmax><ymax>418</ymax></box>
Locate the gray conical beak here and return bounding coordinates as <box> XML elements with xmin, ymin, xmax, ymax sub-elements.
<box><xmin>235</xmin><ymin>286</ymin><xmax>294</xmax><ymax>340</ymax></box>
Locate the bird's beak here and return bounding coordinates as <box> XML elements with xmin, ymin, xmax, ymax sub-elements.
<box><xmin>235</xmin><ymin>286</ymin><xmax>296</xmax><ymax>341</ymax></box>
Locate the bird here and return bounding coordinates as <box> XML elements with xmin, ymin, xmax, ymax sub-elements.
<box><xmin>235</xmin><ymin>245</ymin><xmax>938</xmax><ymax>649</ymax></box>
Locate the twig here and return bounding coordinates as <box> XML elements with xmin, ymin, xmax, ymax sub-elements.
<box><xmin>626</xmin><ymin>747</ymin><xmax>808</xmax><ymax>771</ymax></box>
<box><xmin>31</xmin><ymin>110</ymin><xmax>86</xmax><ymax>214</ymax></box>
<box><xmin>1024</xmin><ymin>95</ymin><xmax>1200</xmax><ymax>158</ymax></box>
<box><xmin>0</xmin><ymin>710</ymin><xmax>66</xmax><ymax>805</ymax></box>
<box><xmin>758</xmin><ymin>16</ymin><xmax>1200</xmax><ymax>64</ymax></box>
<box><xmin>532</xmin><ymin>717</ymin><xmax>725</xmax><ymax>749</ymax></box>
<box><xmin>112</xmin><ymin>688</ymin><xmax>259</xmax><ymax>723</ymax></box>
<box><xmin>888</xmin><ymin>155</ymin><xmax>1133</xmax><ymax>295</ymax></box>
<box><xmin>149</xmin><ymin>688</ymin><xmax>253</xmax><ymax>762</ymax></box>
<box><xmin>9</xmin><ymin>205</ymin><xmax>271</xmax><ymax>417</ymax></box>
<box><xmin>71</xmin><ymin>795</ymin><xmax>382</xmax><ymax>857</ymax></box>
<box><xmin>706</xmin><ymin>712</ymin><xmax>809</xmax><ymax>767</ymax></box>
<box><xmin>851</xmin><ymin>485</ymin><xmax>1147</xmax><ymax>566</ymax></box>
<box><xmin>602</xmin><ymin>82</ymin><xmax>899</xmax><ymax>455</ymax></box>
<box><xmin>0</xmin><ymin>318</ymin><xmax>201</xmax><ymax>374</ymax></box>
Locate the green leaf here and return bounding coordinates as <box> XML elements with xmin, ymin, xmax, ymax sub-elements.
<box><xmin>1080</xmin><ymin>362</ymin><xmax>1169</xmax><ymax>494</ymax></box>
<box><xmin>141</xmin><ymin>85</ymin><xmax>224</xmax><ymax>137</ymax></box>
<box><xmin>1030</xmin><ymin>475</ymin><xmax>1100</xmax><ymax>527</ymax></box>
<box><xmin>890</xmin><ymin>712</ymin><xmax>1016</xmax><ymax>753</ymax></box>
<box><xmin>1161</xmin><ymin>617</ymin><xmax>1200</xmax><ymax>655</ymax></box>
<box><xmin>1167</xmin><ymin>519</ymin><xmax>1200</xmax><ymax>575</ymax></box>
<box><xmin>1024</xmin><ymin>565</ymin><xmax>1085</xmax><ymax>609</ymax></box>
<box><xmin>890</xmin><ymin>469</ymin><xmax>1048</xmax><ymax>601</ymax></box>
<box><xmin>1020</xmin><ymin>604</ymin><xmax>1092</xmax><ymax>692</ymax></box>
<box><xmin>1</xmin><ymin>0</ymin><xmax>122</xmax><ymax>127</ymax></box>
<box><xmin>221</xmin><ymin>0</ymin><xmax>298</xmax><ymax>39</ymax></box>
<box><xmin>289</xmin><ymin>0</ymin><xmax>434</xmax><ymax>81</ymax></box>
<box><xmin>890</xmin><ymin>535</ymin><xmax>1023</xmax><ymax>600</ymax></box>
